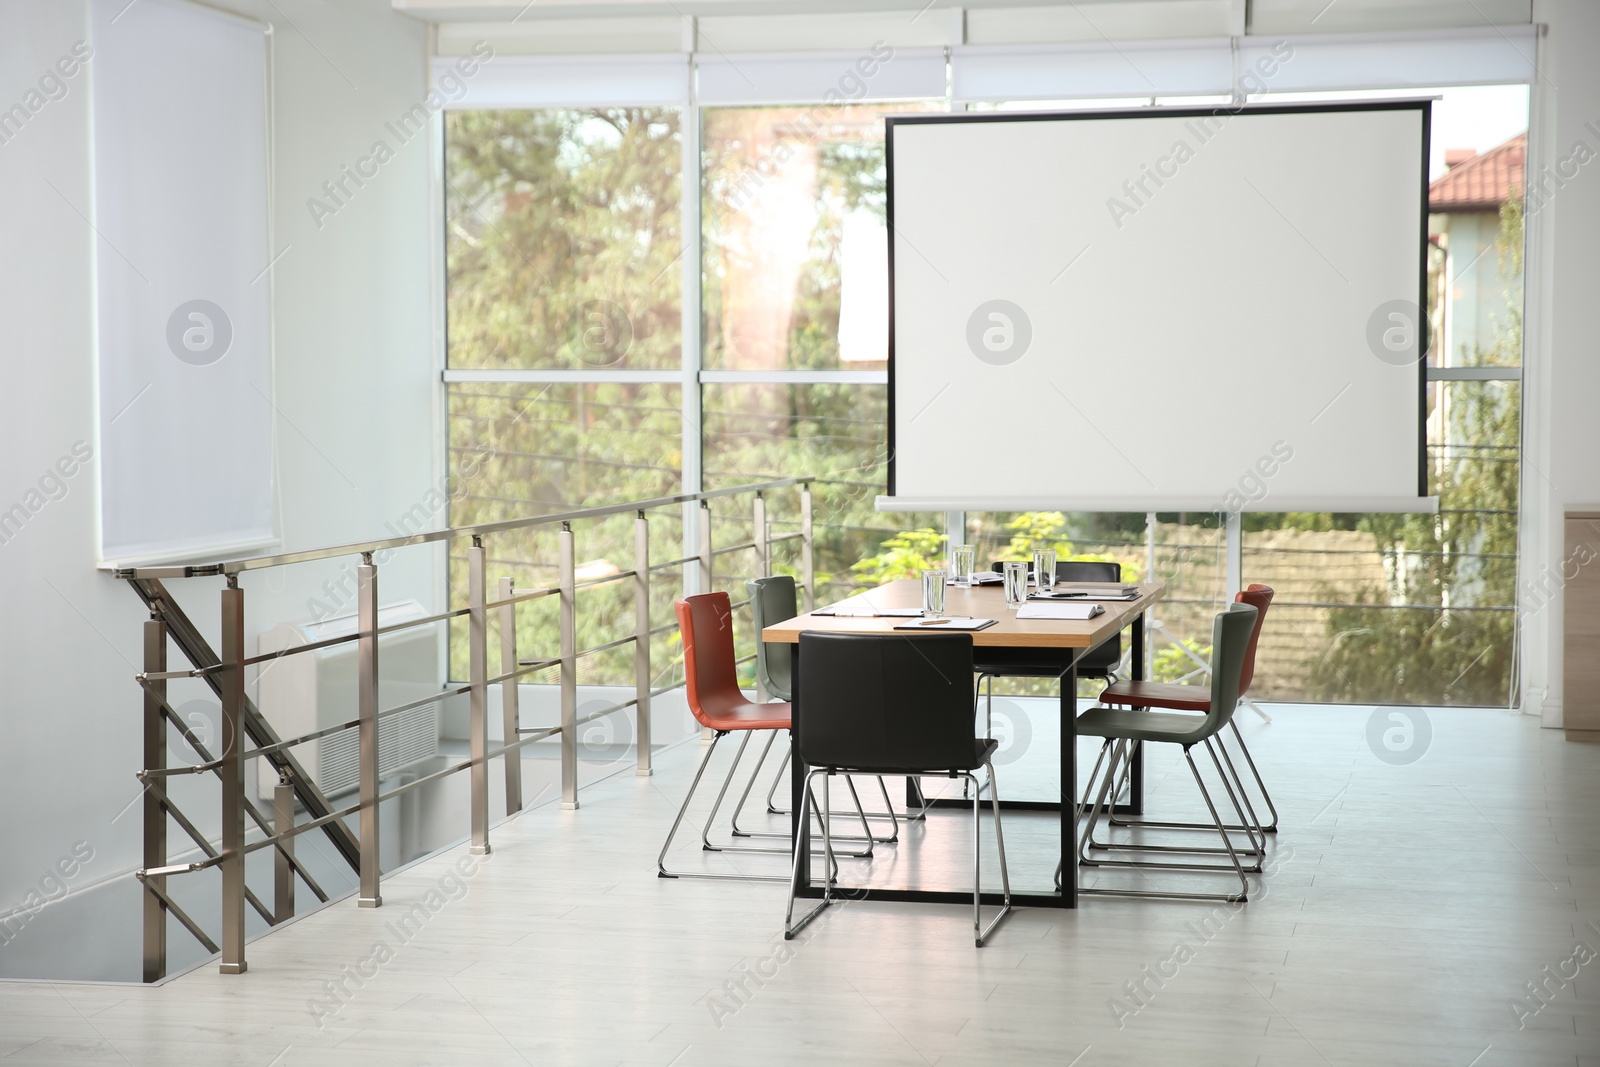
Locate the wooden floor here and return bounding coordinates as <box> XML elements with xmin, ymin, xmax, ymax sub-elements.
<box><xmin>3</xmin><ymin>705</ymin><xmax>1599</xmax><ymax>1066</ymax></box>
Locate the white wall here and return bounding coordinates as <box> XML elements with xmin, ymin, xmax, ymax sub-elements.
<box><xmin>1521</xmin><ymin>0</ymin><xmax>1600</xmax><ymax>727</ymax></box>
<box><xmin>0</xmin><ymin>0</ymin><xmax>438</xmax><ymax>921</ymax></box>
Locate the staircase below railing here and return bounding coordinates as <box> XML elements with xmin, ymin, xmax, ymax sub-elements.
<box><xmin>116</xmin><ymin>478</ymin><xmax>819</xmax><ymax>979</ymax></box>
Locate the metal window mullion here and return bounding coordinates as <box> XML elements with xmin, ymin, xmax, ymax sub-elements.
<box><xmin>682</xmin><ymin>91</ymin><xmax>704</xmax><ymax>595</ymax></box>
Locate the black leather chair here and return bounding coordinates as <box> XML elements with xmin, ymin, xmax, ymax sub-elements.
<box><xmin>975</xmin><ymin>560</ymin><xmax>1126</xmax><ymax>739</ymax></box>
<box><xmin>785</xmin><ymin>632</ymin><xmax>1011</xmax><ymax>947</ymax></box>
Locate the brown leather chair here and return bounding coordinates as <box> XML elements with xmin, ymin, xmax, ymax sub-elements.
<box><xmin>657</xmin><ymin>591</ymin><xmax>871</xmax><ymax>881</ymax></box>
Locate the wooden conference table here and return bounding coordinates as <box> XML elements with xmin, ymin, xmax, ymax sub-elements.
<box><xmin>761</xmin><ymin>577</ymin><xmax>1166</xmax><ymax>909</ymax></box>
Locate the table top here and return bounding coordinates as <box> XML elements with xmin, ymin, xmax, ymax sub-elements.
<box><xmin>760</xmin><ymin>578</ymin><xmax>1166</xmax><ymax>649</ymax></box>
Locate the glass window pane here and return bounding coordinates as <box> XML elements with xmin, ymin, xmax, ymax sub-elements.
<box><xmin>1241</xmin><ymin>379</ymin><xmax>1520</xmax><ymax>706</ymax></box>
<box><xmin>702</xmin><ymin>102</ymin><xmax>940</xmax><ymax>371</ymax></box>
<box><xmin>445</xmin><ymin>108</ymin><xmax>682</xmax><ymax>370</ymax></box>
<box><xmin>702</xmin><ymin>382</ymin><xmax>940</xmax><ymax>604</ymax></box>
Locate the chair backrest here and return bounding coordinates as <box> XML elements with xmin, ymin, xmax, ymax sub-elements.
<box><xmin>1232</xmin><ymin>583</ymin><xmax>1275</xmax><ymax>697</ymax></box>
<box><xmin>1057</xmin><ymin>560</ymin><xmax>1121</xmax><ymax>583</ymax></box>
<box><xmin>797</xmin><ymin>632</ymin><xmax>978</xmax><ymax>772</ymax></box>
<box><xmin>746</xmin><ymin>575</ymin><xmax>797</xmax><ymax>701</ymax></box>
<box><xmin>991</xmin><ymin>559</ymin><xmax>1122</xmax><ymax>583</ymax></box>
<box><xmin>1200</xmin><ymin>602</ymin><xmax>1259</xmax><ymax>738</ymax></box>
<box><xmin>674</xmin><ymin>592</ymin><xmax>745</xmax><ymax>730</ymax></box>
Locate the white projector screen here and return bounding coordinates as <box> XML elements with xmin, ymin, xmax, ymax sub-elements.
<box><xmin>884</xmin><ymin>101</ymin><xmax>1433</xmax><ymax>514</ymax></box>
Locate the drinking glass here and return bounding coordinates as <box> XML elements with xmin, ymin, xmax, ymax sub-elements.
<box><xmin>1003</xmin><ymin>561</ymin><xmax>1028</xmax><ymax>608</ymax></box>
<box><xmin>952</xmin><ymin>545</ymin><xmax>976</xmax><ymax>587</ymax></box>
<box><xmin>921</xmin><ymin>569</ymin><xmax>948</xmax><ymax>618</ymax></box>
<box><xmin>1034</xmin><ymin>549</ymin><xmax>1057</xmax><ymax>595</ymax></box>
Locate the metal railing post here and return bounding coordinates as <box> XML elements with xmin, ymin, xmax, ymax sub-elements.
<box><xmin>357</xmin><ymin>554</ymin><xmax>382</xmax><ymax>908</ymax></box>
<box><xmin>754</xmin><ymin>492</ymin><xmax>769</xmax><ymax>577</ymax></box>
<box><xmin>468</xmin><ymin>538</ymin><xmax>491</xmax><ymax>854</ymax></box>
<box><xmin>698</xmin><ymin>501</ymin><xmax>715</xmax><ymax>742</ymax></box>
<box><xmin>801</xmin><ymin>483</ymin><xmax>815</xmax><ymax>612</ymax></box>
<box><xmin>274</xmin><ymin>774</ymin><xmax>294</xmax><ymax>923</ymax></box>
<box><xmin>635</xmin><ymin>511</ymin><xmax>652</xmax><ymax>777</ymax></box>
<box><xmin>699</xmin><ymin>500</ymin><xmax>713</xmax><ymax>593</ymax></box>
<box><xmin>559</xmin><ymin>522</ymin><xmax>579</xmax><ymax>809</ymax></box>
<box><xmin>141</xmin><ymin>617</ymin><xmax>167</xmax><ymax>983</ymax></box>
<box><xmin>498</xmin><ymin>575</ymin><xmax>523</xmax><ymax>814</ymax></box>
<box><xmin>219</xmin><ymin>579</ymin><xmax>247</xmax><ymax>973</ymax></box>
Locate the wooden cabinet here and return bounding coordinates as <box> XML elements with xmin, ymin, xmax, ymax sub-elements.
<box><xmin>1563</xmin><ymin>511</ymin><xmax>1600</xmax><ymax>739</ymax></box>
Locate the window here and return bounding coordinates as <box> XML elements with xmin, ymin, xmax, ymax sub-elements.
<box><xmin>442</xmin><ymin>79</ymin><xmax>1528</xmax><ymax>707</ymax></box>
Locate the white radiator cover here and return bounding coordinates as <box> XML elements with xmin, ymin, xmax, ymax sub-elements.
<box><xmin>258</xmin><ymin>602</ymin><xmax>441</xmax><ymax>799</ymax></box>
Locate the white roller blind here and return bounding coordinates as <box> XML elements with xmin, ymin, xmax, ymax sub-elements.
<box><xmin>92</xmin><ymin>0</ymin><xmax>275</xmax><ymax>564</ymax></box>
<box><xmin>1239</xmin><ymin>27</ymin><xmax>1539</xmax><ymax>92</ymax></box>
<box><xmin>696</xmin><ymin>48</ymin><xmax>945</xmax><ymax>106</ymax></box>
<box><xmin>436</xmin><ymin>53</ymin><xmax>690</xmax><ymax>108</ymax></box>
<box><xmin>952</xmin><ymin>26</ymin><xmax>1536</xmax><ymax>104</ymax></box>
<box><xmin>953</xmin><ymin>38</ymin><xmax>1234</xmax><ymax>102</ymax></box>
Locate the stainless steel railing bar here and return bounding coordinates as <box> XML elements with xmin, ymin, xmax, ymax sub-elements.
<box><xmin>113</xmin><ymin>478</ymin><xmax>810</xmax><ymax>577</ymax></box>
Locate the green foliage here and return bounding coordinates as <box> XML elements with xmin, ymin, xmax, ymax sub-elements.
<box><xmin>1308</xmin><ymin>195</ymin><xmax>1524</xmax><ymax>706</ymax></box>
<box><xmin>849</xmin><ymin>528</ymin><xmax>945</xmax><ymax>587</ymax></box>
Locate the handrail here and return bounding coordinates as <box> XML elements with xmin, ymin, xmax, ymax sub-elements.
<box><xmin>123</xmin><ymin>476</ymin><xmax>819</xmax><ymax>981</ymax></box>
<box><xmin>112</xmin><ymin>477</ymin><xmax>810</xmax><ymax>578</ymax></box>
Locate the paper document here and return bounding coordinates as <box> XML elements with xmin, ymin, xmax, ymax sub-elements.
<box><xmin>812</xmin><ymin>606</ymin><xmax>923</xmax><ymax>618</ymax></box>
<box><xmin>1016</xmin><ymin>603</ymin><xmax>1105</xmax><ymax>621</ymax></box>
<box><xmin>893</xmin><ymin>617</ymin><xmax>999</xmax><ymax>631</ymax></box>
<box><xmin>1029</xmin><ymin>591</ymin><xmax>1139</xmax><ymax>602</ymax></box>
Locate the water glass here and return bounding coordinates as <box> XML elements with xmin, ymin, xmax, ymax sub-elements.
<box><xmin>1003</xmin><ymin>561</ymin><xmax>1028</xmax><ymax>608</ymax></box>
<box><xmin>1034</xmin><ymin>549</ymin><xmax>1057</xmax><ymax>595</ymax></box>
<box><xmin>952</xmin><ymin>545</ymin><xmax>976</xmax><ymax>587</ymax></box>
<box><xmin>921</xmin><ymin>569</ymin><xmax>948</xmax><ymax>618</ymax></box>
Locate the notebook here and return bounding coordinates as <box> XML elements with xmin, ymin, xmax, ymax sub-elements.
<box><xmin>1016</xmin><ymin>602</ymin><xmax>1105</xmax><ymax>621</ymax></box>
<box><xmin>811</xmin><ymin>606</ymin><xmax>922</xmax><ymax>618</ymax></box>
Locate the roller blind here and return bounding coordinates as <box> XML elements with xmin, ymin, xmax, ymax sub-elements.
<box><xmin>92</xmin><ymin>0</ymin><xmax>275</xmax><ymax>564</ymax></box>
<box><xmin>696</xmin><ymin>48</ymin><xmax>946</xmax><ymax>106</ymax></box>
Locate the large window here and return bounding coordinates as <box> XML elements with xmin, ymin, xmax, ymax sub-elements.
<box><xmin>442</xmin><ymin>82</ymin><xmax>1528</xmax><ymax>707</ymax></box>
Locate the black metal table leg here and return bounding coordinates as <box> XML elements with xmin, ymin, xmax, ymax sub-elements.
<box><xmin>1060</xmin><ymin>656</ymin><xmax>1077</xmax><ymax>908</ymax></box>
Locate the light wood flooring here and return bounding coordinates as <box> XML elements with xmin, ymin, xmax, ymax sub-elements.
<box><xmin>2</xmin><ymin>704</ymin><xmax>1598</xmax><ymax>1066</ymax></box>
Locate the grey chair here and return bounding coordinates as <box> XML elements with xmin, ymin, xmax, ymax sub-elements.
<box><xmin>785</xmin><ymin>632</ymin><xmax>1011</xmax><ymax>946</ymax></box>
<box><xmin>730</xmin><ymin>576</ymin><xmax>901</xmax><ymax>844</ymax></box>
<box><xmin>1070</xmin><ymin>602</ymin><xmax>1263</xmax><ymax>903</ymax></box>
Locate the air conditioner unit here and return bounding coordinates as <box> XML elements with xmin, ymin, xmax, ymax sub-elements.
<box><xmin>257</xmin><ymin>601</ymin><xmax>441</xmax><ymax>799</ymax></box>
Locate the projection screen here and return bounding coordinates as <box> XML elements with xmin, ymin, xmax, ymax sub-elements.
<box><xmin>882</xmin><ymin>101</ymin><xmax>1434</xmax><ymax>514</ymax></box>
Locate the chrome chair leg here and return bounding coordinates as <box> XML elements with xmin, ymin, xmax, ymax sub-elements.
<box><xmin>736</xmin><ymin>736</ymin><xmax>899</xmax><ymax>844</ymax></box>
<box><xmin>1105</xmin><ymin>722</ymin><xmax>1274</xmax><ymax>838</ymax></box>
<box><xmin>1085</xmin><ymin>737</ymin><xmax>1264</xmax><ymax>868</ymax></box>
<box><xmin>660</xmin><ymin>731</ymin><xmax>787</xmax><ymax>882</ymax></box>
<box><xmin>785</xmin><ymin>769</ymin><xmax>837</xmax><ymax>939</ymax></box>
<box><xmin>703</xmin><ymin>732</ymin><xmax>873</xmax><ymax>859</ymax></box>
<box><xmin>1075</xmin><ymin>740</ymin><xmax>1251</xmax><ymax>902</ymax></box>
<box><xmin>971</xmin><ymin>761</ymin><xmax>1011</xmax><ymax>946</ymax></box>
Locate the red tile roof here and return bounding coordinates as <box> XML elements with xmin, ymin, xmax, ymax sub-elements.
<box><xmin>1429</xmin><ymin>133</ymin><xmax>1525</xmax><ymax>213</ymax></box>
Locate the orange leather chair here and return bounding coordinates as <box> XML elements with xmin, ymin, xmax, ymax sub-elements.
<box><xmin>657</xmin><ymin>591</ymin><xmax>870</xmax><ymax>881</ymax></box>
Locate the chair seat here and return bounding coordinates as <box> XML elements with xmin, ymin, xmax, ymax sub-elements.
<box><xmin>702</xmin><ymin>699</ymin><xmax>792</xmax><ymax>732</ymax></box>
<box><xmin>811</xmin><ymin>738</ymin><xmax>998</xmax><ymax>776</ymax></box>
<box><xmin>1075</xmin><ymin>705</ymin><xmax>1208</xmax><ymax>744</ymax></box>
<box><xmin>1098</xmin><ymin>679</ymin><xmax>1212</xmax><ymax>712</ymax></box>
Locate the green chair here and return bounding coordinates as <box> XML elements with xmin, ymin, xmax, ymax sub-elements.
<box><xmin>729</xmin><ymin>576</ymin><xmax>902</xmax><ymax>844</ymax></box>
<box><xmin>1071</xmin><ymin>602</ymin><xmax>1263</xmax><ymax>903</ymax></box>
